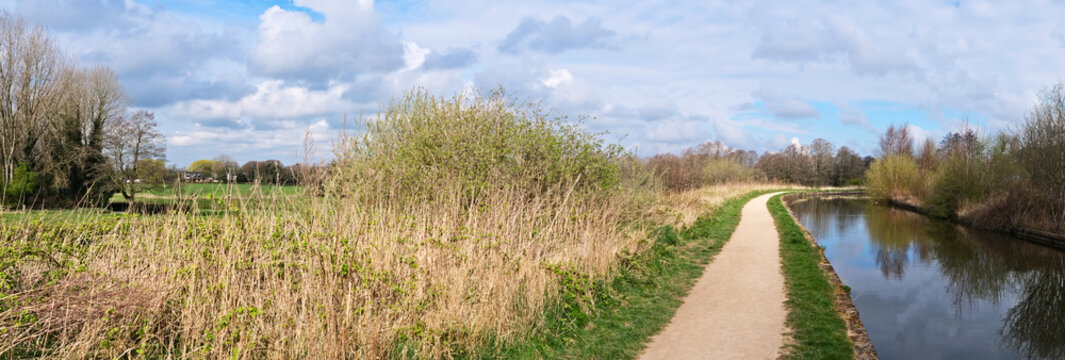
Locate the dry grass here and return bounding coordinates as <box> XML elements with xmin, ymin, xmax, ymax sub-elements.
<box><xmin>654</xmin><ymin>182</ymin><xmax>783</xmax><ymax>227</ymax></box>
<box><xmin>1</xmin><ymin>184</ymin><xmax>651</xmax><ymax>359</ymax></box>
<box><xmin>0</xmin><ymin>181</ymin><xmax>781</xmax><ymax>359</ymax></box>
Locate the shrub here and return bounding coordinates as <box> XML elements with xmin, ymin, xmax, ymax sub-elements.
<box><xmin>3</xmin><ymin>163</ymin><xmax>42</xmax><ymax>207</ymax></box>
<box><xmin>701</xmin><ymin>158</ymin><xmax>756</xmax><ymax>184</ymax></box>
<box><xmin>926</xmin><ymin>154</ymin><xmax>987</xmax><ymax>218</ymax></box>
<box><xmin>330</xmin><ymin>89</ymin><xmax>625</xmax><ymax>205</ymax></box>
<box><xmin>865</xmin><ymin>154</ymin><xmax>920</xmax><ymax>201</ymax></box>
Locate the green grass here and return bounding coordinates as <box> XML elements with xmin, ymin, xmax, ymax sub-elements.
<box><xmin>1</xmin><ymin>208</ymin><xmax>128</xmax><ymax>223</ymax></box>
<box><xmin>5</xmin><ymin>184</ymin><xmax>306</xmax><ymax>223</ymax></box>
<box><xmin>493</xmin><ymin>190</ymin><xmax>776</xmax><ymax>359</ymax></box>
<box><xmin>110</xmin><ymin>183</ymin><xmax>301</xmax><ymax>202</ymax></box>
<box><xmin>768</xmin><ymin>194</ymin><xmax>852</xmax><ymax>359</ymax></box>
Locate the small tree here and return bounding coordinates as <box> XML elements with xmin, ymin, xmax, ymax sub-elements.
<box><xmin>103</xmin><ymin>110</ymin><xmax>165</xmax><ymax>203</ymax></box>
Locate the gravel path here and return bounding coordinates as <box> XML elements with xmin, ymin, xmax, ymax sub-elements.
<box><xmin>640</xmin><ymin>192</ymin><xmax>787</xmax><ymax>360</ymax></box>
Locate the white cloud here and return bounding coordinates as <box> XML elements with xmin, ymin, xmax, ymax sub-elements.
<box><xmin>402</xmin><ymin>42</ymin><xmax>431</xmax><ymax>71</ymax></box>
<box><xmin>252</xmin><ymin>1</ymin><xmax>404</xmax><ymax>82</ymax></box>
<box><xmin>541</xmin><ymin>69</ymin><xmax>574</xmax><ymax>89</ymax></box>
<box><xmin>169</xmin><ymin>119</ymin><xmax>335</xmax><ymax>164</ymax></box>
<box><xmin>171</xmin><ymin>80</ymin><xmax>352</xmax><ymax>121</ymax></box>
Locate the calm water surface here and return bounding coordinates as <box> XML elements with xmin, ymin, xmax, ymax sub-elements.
<box><xmin>788</xmin><ymin>197</ymin><xmax>1065</xmax><ymax>360</ymax></box>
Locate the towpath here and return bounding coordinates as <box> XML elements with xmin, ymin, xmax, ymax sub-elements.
<box><xmin>640</xmin><ymin>192</ymin><xmax>787</xmax><ymax>360</ymax></box>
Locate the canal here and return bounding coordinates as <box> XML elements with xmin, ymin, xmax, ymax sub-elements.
<box><xmin>787</xmin><ymin>196</ymin><xmax>1065</xmax><ymax>360</ymax></box>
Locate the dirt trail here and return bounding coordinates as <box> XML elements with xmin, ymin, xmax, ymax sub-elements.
<box><xmin>640</xmin><ymin>192</ymin><xmax>787</xmax><ymax>360</ymax></box>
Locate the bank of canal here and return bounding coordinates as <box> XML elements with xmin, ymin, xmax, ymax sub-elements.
<box><xmin>788</xmin><ymin>196</ymin><xmax>1065</xmax><ymax>360</ymax></box>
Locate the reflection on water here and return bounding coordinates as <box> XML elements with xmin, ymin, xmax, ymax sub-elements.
<box><xmin>789</xmin><ymin>197</ymin><xmax>1065</xmax><ymax>360</ymax></box>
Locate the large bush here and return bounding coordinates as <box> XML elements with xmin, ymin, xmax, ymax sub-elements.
<box><xmin>926</xmin><ymin>154</ymin><xmax>987</xmax><ymax>218</ymax></box>
<box><xmin>866</xmin><ymin>154</ymin><xmax>920</xmax><ymax>201</ymax></box>
<box><xmin>330</xmin><ymin>90</ymin><xmax>625</xmax><ymax>205</ymax></box>
<box><xmin>3</xmin><ymin>163</ymin><xmax>40</xmax><ymax>207</ymax></box>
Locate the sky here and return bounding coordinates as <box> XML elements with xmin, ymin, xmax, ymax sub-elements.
<box><xmin>2</xmin><ymin>0</ymin><xmax>1064</xmax><ymax>167</ymax></box>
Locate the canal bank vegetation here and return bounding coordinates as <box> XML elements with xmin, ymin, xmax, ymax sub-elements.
<box><xmin>866</xmin><ymin>82</ymin><xmax>1065</xmax><ymax>235</ymax></box>
<box><xmin>769</xmin><ymin>195</ymin><xmax>854</xmax><ymax>359</ymax></box>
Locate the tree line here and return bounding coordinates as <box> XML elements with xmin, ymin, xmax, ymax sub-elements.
<box><xmin>645</xmin><ymin>139</ymin><xmax>871</xmax><ymax>191</ymax></box>
<box><xmin>183</xmin><ymin>157</ymin><xmax>320</xmax><ymax>185</ymax></box>
<box><xmin>0</xmin><ymin>13</ymin><xmax>164</xmax><ymax>209</ymax></box>
<box><xmin>866</xmin><ymin>82</ymin><xmax>1065</xmax><ymax>233</ymax></box>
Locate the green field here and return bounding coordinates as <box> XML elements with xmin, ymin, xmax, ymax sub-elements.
<box><xmin>1</xmin><ymin>184</ymin><xmax>305</xmax><ymax>223</ymax></box>
<box><xmin>110</xmin><ymin>183</ymin><xmax>301</xmax><ymax>202</ymax></box>
<box><xmin>1</xmin><ymin>208</ymin><xmax>129</xmax><ymax>223</ymax></box>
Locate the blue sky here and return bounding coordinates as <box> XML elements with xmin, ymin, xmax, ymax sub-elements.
<box><xmin>3</xmin><ymin>0</ymin><xmax>1064</xmax><ymax>166</ymax></box>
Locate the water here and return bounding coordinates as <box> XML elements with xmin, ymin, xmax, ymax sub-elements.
<box><xmin>787</xmin><ymin>196</ymin><xmax>1065</xmax><ymax>360</ymax></box>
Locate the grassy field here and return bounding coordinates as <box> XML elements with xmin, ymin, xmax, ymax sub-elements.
<box><xmin>768</xmin><ymin>194</ymin><xmax>852</xmax><ymax>359</ymax></box>
<box><xmin>0</xmin><ymin>184</ymin><xmax>304</xmax><ymax>223</ymax></box>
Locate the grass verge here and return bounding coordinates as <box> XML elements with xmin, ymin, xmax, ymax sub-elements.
<box><xmin>768</xmin><ymin>194</ymin><xmax>852</xmax><ymax>359</ymax></box>
<box><xmin>495</xmin><ymin>189</ymin><xmax>776</xmax><ymax>359</ymax></box>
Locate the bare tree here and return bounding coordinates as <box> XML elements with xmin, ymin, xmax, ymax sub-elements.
<box><xmin>103</xmin><ymin>110</ymin><xmax>165</xmax><ymax>203</ymax></box>
<box><xmin>810</xmin><ymin>138</ymin><xmax>835</xmax><ymax>186</ymax></box>
<box><xmin>1018</xmin><ymin>82</ymin><xmax>1065</xmax><ymax>223</ymax></box>
<box><xmin>917</xmin><ymin>137</ymin><xmax>938</xmax><ymax>171</ymax></box>
<box><xmin>878</xmin><ymin>124</ymin><xmax>914</xmax><ymax>157</ymax></box>
<box><xmin>0</xmin><ymin>12</ymin><xmax>65</xmax><ymax>204</ymax></box>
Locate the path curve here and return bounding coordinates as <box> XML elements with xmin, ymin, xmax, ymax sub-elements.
<box><xmin>640</xmin><ymin>192</ymin><xmax>788</xmax><ymax>360</ymax></box>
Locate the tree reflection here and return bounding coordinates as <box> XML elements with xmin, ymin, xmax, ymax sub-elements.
<box><xmin>925</xmin><ymin>224</ymin><xmax>1014</xmax><ymax>313</ymax></box>
<box><xmin>1000</xmin><ymin>269</ymin><xmax>1065</xmax><ymax>359</ymax></box>
<box><xmin>864</xmin><ymin>205</ymin><xmax>928</xmax><ymax>279</ymax></box>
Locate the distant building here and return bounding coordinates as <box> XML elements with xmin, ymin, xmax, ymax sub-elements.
<box><xmin>184</xmin><ymin>172</ymin><xmax>203</xmax><ymax>181</ymax></box>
